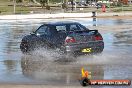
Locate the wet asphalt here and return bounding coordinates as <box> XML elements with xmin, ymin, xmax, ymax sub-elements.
<box><xmin>0</xmin><ymin>18</ymin><xmax>132</xmax><ymax>88</ymax></box>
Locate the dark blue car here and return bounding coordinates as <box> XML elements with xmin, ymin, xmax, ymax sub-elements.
<box><xmin>20</xmin><ymin>21</ymin><xmax>104</xmax><ymax>56</ymax></box>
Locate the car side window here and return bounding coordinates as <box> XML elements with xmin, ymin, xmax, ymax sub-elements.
<box><xmin>70</xmin><ymin>24</ymin><xmax>79</xmax><ymax>31</ymax></box>
<box><xmin>56</xmin><ymin>25</ymin><xmax>66</xmax><ymax>32</ymax></box>
<box><xmin>36</xmin><ymin>25</ymin><xmax>50</xmax><ymax>35</ymax></box>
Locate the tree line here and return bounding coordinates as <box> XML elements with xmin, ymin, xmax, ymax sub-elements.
<box><xmin>10</xmin><ymin>0</ymin><xmax>69</xmax><ymax>9</ymax></box>
<box><xmin>10</xmin><ymin>0</ymin><xmax>64</xmax><ymax>3</ymax></box>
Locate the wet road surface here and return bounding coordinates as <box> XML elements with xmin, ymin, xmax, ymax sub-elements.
<box><xmin>0</xmin><ymin>18</ymin><xmax>132</xmax><ymax>88</ymax></box>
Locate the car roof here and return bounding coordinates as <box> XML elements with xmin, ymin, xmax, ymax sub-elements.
<box><xmin>43</xmin><ymin>21</ymin><xmax>80</xmax><ymax>26</ymax></box>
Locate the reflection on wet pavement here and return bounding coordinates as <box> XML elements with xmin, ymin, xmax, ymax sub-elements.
<box><xmin>114</xmin><ymin>30</ymin><xmax>132</xmax><ymax>45</ymax></box>
<box><xmin>21</xmin><ymin>55</ymin><xmax>104</xmax><ymax>85</ymax></box>
<box><xmin>0</xmin><ymin>18</ymin><xmax>132</xmax><ymax>87</ymax></box>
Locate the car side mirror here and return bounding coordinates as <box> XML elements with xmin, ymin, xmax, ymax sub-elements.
<box><xmin>30</xmin><ymin>31</ymin><xmax>36</xmax><ymax>35</ymax></box>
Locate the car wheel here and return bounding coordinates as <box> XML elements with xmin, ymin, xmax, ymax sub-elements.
<box><xmin>20</xmin><ymin>42</ymin><xmax>34</xmax><ymax>54</ymax></box>
<box><xmin>20</xmin><ymin>43</ymin><xmax>29</xmax><ymax>54</ymax></box>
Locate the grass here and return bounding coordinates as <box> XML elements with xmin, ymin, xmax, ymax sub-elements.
<box><xmin>111</xmin><ymin>6</ymin><xmax>132</xmax><ymax>12</ymax></box>
<box><xmin>0</xmin><ymin>6</ymin><xmax>30</xmax><ymax>15</ymax></box>
<box><xmin>0</xmin><ymin>0</ymin><xmax>30</xmax><ymax>14</ymax></box>
<box><xmin>0</xmin><ymin>5</ymin><xmax>132</xmax><ymax>14</ymax></box>
<box><xmin>0</xmin><ymin>0</ymin><xmax>132</xmax><ymax>14</ymax></box>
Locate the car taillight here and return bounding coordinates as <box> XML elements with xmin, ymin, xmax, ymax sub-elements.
<box><xmin>65</xmin><ymin>37</ymin><xmax>76</xmax><ymax>43</ymax></box>
<box><xmin>94</xmin><ymin>35</ymin><xmax>103</xmax><ymax>40</ymax></box>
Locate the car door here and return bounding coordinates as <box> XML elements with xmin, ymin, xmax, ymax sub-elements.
<box><xmin>35</xmin><ymin>25</ymin><xmax>52</xmax><ymax>46</ymax></box>
<box><xmin>55</xmin><ymin>25</ymin><xmax>67</xmax><ymax>47</ymax></box>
